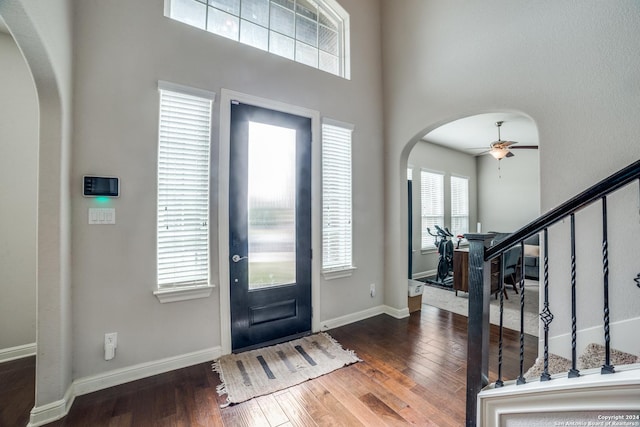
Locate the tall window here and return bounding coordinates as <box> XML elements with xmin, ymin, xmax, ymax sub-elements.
<box><xmin>157</xmin><ymin>82</ymin><xmax>214</xmax><ymax>290</ymax></box>
<box><xmin>450</xmin><ymin>176</ymin><xmax>469</xmax><ymax>237</ymax></box>
<box><xmin>166</xmin><ymin>0</ymin><xmax>350</xmax><ymax>78</ymax></box>
<box><xmin>322</xmin><ymin>120</ymin><xmax>353</xmax><ymax>273</ymax></box>
<box><xmin>420</xmin><ymin>170</ymin><xmax>444</xmax><ymax>250</ymax></box>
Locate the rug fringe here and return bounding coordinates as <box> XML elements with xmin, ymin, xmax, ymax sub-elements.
<box><xmin>321</xmin><ymin>332</ymin><xmax>362</xmax><ymax>362</ymax></box>
<box><xmin>212</xmin><ymin>360</ymin><xmax>231</xmax><ymax>408</ymax></box>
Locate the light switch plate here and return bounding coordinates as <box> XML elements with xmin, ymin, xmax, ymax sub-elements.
<box><xmin>88</xmin><ymin>208</ymin><xmax>116</xmax><ymax>225</ymax></box>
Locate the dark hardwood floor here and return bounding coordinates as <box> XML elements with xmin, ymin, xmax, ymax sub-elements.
<box><xmin>0</xmin><ymin>355</ymin><xmax>35</xmax><ymax>427</ymax></box>
<box><xmin>2</xmin><ymin>305</ymin><xmax>537</xmax><ymax>426</ymax></box>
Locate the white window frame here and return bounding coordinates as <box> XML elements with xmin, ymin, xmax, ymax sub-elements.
<box><xmin>154</xmin><ymin>81</ymin><xmax>216</xmax><ymax>303</ymax></box>
<box><xmin>450</xmin><ymin>175</ymin><xmax>469</xmax><ymax>239</ymax></box>
<box><xmin>165</xmin><ymin>0</ymin><xmax>351</xmax><ymax>79</ymax></box>
<box><xmin>321</xmin><ymin>118</ymin><xmax>355</xmax><ymax>279</ymax></box>
<box><xmin>420</xmin><ymin>169</ymin><xmax>444</xmax><ymax>251</ymax></box>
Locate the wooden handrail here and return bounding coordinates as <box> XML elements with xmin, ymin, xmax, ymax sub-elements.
<box><xmin>485</xmin><ymin>159</ymin><xmax>640</xmax><ymax>261</ymax></box>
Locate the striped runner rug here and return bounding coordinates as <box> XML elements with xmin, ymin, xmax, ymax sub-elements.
<box><xmin>213</xmin><ymin>333</ymin><xmax>360</xmax><ymax>405</ymax></box>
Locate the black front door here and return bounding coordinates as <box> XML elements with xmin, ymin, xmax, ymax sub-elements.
<box><xmin>229</xmin><ymin>102</ymin><xmax>312</xmax><ymax>352</ymax></box>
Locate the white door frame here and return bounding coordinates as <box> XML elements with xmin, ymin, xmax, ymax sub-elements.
<box><xmin>218</xmin><ymin>89</ymin><xmax>321</xmax><ymax>355</ymax></box>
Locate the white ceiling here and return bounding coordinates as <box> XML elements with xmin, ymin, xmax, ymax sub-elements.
<box><xmin>422</xmin><ymin>112</ymin><xmax>538</xmax><ymax>156</ymax></box>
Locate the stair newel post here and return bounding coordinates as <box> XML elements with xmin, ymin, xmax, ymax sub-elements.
<box><xmin>601</xmin><ymin>196</ymin><xmax>615</xmax><ymax>374</ymax></box>
<box><xmin>465</xmin><ymin>232</ymin><xmax>495</xmax><ymax>427</ymax></box>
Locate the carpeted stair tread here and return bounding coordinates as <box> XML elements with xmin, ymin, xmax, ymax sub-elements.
<box><xmin>524</xmin><ymin>343</ymin><xmax>639</xmax><ymax>380</ymax></box>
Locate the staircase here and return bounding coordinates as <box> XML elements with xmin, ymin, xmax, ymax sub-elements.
<box><xmin>464</xmin><ymin>160</ymin><xmax>640</xmax><ymax>426</ymax></box>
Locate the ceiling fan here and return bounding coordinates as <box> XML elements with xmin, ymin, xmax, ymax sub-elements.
<box><xmin>479</xmin><ymin>121</ymin><xmax>538</xmax><ymax>160</ymax></box>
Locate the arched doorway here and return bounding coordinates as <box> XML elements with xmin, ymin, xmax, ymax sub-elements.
<box><xmin>404</xmin><ymin>112</ymin><xmax>540</xmax><ymax>329</ymax></box>
<box><xmin>0</xmin><ymin>2</ymin><xmax>72</xmax><ymax>424</ymax></box>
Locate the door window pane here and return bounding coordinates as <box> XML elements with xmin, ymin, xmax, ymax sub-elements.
<box><xmin>207</xmin><ymin>6</ymin><xmax>240</xmax><ymax>40</ymax></box>
<box><xmin>247</xmin><ymin>122</ymin><xmax>297</xmax><ymax>289</ymax></box>
<box><xmin>295</xmin><ymin>41</ymin><xmax>318</xmax><ymax>67</ymax></box>
<box><xmin>319</xmin><ymin>25</ymin><xmax>338</xmax><ymax>55</ymax></box>
<box><xmin>270</xmin><ymin>3</ymin><xmax>295</xmax><ymax>37</ymax></box>
<box><xmin>241</xmin><ymin>0</ymin><xmax>269</xmax><ymax>27</ymax></box>
<box><xmin>209</xmin><ymin>0</ymin><xmax>240</xmax><ymax>15</ymax></box>
<box><xmin>319</xmin><ymin>51</ymin><xmax>338</xmax><ymax>75</ymax></box>
<box><xmin>240</xmin><ymin>20</ymin><xmax>269</xmax><ymax>50</ymax></box>
<box><xmin>270</xmin><ymin>31</ymin><xmax>295</xmax><ymax>59</ymax></box>
<box><xmin>171</xmin><ymin>0</ymin><xmax>207</xmax><ymax>29</ymax></box>
<box><xmin>296</xmin><ymin>14</ymin><xmax>318</xmax><ymax>47</ymax></box>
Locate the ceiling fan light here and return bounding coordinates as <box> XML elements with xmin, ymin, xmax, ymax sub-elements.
<box><xmin>490</xmin><ymin>148</ymin><xmax>509</xmax><ymax>160</ymax></box>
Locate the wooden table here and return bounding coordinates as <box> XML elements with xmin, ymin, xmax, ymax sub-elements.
<box><xmin>453</xmin><ymin>248</ymin><xmax>500</xmax><ymax>297</ymax></box>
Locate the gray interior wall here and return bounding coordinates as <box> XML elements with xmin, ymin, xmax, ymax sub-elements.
<box><xmin>0</xmin><ymin>32</ymin><xmax>38</xmax><ymax>352</ymax></box>
<box><xmin>72</xmin><ymin>0</ymin><xmax>384</xmax><ymax>379</ymax></box>
<box><xmin>1</xmin><ymin>0</ymin><xmax>75</xmax><ymax>407</ymax></box>
<box><xmin>408</xmin><ymin>142</ymin><xmax>477</xmax><ymax>277</ymax></box>
<box><xmin>381</xmin><ymin>1</ymin><xmax>640</xmax><ymax>338</ymax></box>
<box><xmin>477</xmin><ymin>149</ymin><xmax>540</xmax><ymax>233</ymax></box>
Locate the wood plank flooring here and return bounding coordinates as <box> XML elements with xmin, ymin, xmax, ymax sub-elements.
<box><xmin>0</xmin><ymin>355</ymin><xmax>35</xmax><ymax>427</ymax></box>
<box><xmin>3</xmin><ymin>305</ymin><xmax>537</xmax><ymax>426</ymax></box>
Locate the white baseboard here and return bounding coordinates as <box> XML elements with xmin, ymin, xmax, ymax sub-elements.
<box><xmin>0</xmin><ymin>342</ymin><xmax>36</xmax><ymax>363</ymax></box>
<box><xmin>28</xmin><ymin>346</ymin><xmax>222</xmax><ymax>427</ymax></box>
<box><xmin>320</xmin><ymin>304</ymin><xmax>410</xmax><ymax>332</ymax></box>
<box><xmin>383</xmin><ymin>305</ymin><xmax>411</xmax><ymax>319</ymax></box>
<box><xmin>547</xmin><ymin>316</ymin><xmax>640</xmax><ymax>360</ymax></box>
<box><xmin>28</xmin><ymin>383</ymin><xmax>75</xmax><ymax>427</ymax></box>
<box><xmin>412</xmin><ymin>269</ymin><xmax>436</xmax><ymax>280</ymax></box>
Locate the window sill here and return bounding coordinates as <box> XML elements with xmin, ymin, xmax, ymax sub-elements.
<box><xmin>322</xmin><ymin>266</ymin><xmax>357</xmax><ymax>280</ymax></box>
<box><xmin>154</xmin><ymin>284</ymin><xmax>215</xmax><ymax>303</ymax></box>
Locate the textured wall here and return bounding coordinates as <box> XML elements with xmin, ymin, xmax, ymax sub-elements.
<box><xmin>71</xmin><ymin>0</ymin><xmax>384</xmax><ymax>378</ymax></box>
<box><xmin>0</xmin><ymin>32</ymin><xmax>38</xmax><ymax>352</ymax></box>
<box><xmin>381</xmin><ymin>1</ymin><xmax>640</xmax><ymax>335</ymax></box>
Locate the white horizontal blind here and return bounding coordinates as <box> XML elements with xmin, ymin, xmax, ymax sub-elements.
<box><xmin>157</xmin><ymin>87</ymin><xmax>213</xmax><ymax>288</ymax></box>
<box><xmin>450</xmin><ymin>176</ymin><xmax>469</xmax><ymax>238</ymax></box>
<box><xmin>421</xmin><ymin>170</ymin><xmax>444</xmax><ymax>249</ymax></box>
<box><xmin>322</xmin><ymin>122</ymin><xmax>352</xmax><ymax>271</ymax></box>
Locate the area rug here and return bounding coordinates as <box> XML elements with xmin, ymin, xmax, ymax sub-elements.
<box><xmin>421</xmin><ymin>280</ymin><xmax>540</xmax><ymax>336</ymax></box>
<box><xmin>213</xmin><ymin>333</ymin><xmax>360</xmax><ymax>405</ymax></box>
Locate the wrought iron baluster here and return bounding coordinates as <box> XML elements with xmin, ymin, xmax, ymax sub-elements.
<box><xmin>496</xmin><ymin>252</ymin><xmax>505</xmax><ymax>388</ymax></box>
<box><xmin>539</xmin><ymin>228</ymin><xmax>553</xmax><ymax>381</ymax></box>
<box><xmin>568</xmin><ymin>214</ymin><xmax>580</xmax><ymax>378</ymax></box>
<box><xmin>601</xmin><ymin>196</ymin><xmax>615</xmax><ymax>374</ymax></box>
<box><xmin>516</xmin><ymin>240</ymin><xmax>526</xmax><ymax>385</ymax></box>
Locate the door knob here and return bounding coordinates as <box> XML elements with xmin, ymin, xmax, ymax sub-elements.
<box><xmin>231</xmin><ymin>254</ymin><xmax>248</xmax><ymax>263</ymax></box>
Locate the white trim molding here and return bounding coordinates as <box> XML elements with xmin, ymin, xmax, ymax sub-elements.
<box><xmin>28</xmin><ymin>346</ymin><xmax>221</xmax><ymax>427</ymax></box>
<box><xmin>478</xmin><ymin>364</ymin><xmax>640</xmax><ymax>426</ymax></box>
<box><xmin>153</xmin><ymin>284</ymin><xmax>215</xmax><ymax>303</ymax></box>
<box><xmin>320</xmin><ymin>305</ymin><xmax>410</xmax><ymax>331</ymax></box>
<box><xmin>218</xmin><ymin>89</ymin><xmax>322</xmax><ymax>355</ymax></box>
<box><xmin>0</xmin><ymin>342</ymin><xmax>36</xmax><ymax>363</ymax></box>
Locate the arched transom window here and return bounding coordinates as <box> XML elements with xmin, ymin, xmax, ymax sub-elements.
<box><xmin>166</xmin><ymin>0</ymin><xmax>350</xmax><ymax>78</ymax></box>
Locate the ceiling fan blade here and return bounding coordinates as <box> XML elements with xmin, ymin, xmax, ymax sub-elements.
<box><xmin>506</xmin><ymin>151</ymin><xmax>515</xmax><ymax>158</ymax></box>
<box><xmin>509</xmin><ymin>145</ymin><xmax>538</xmax><ymax>150</ymax></box>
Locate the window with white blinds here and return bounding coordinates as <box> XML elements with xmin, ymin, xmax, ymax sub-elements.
<box><xmin>157</xmin><ymin>83</ymin><xmax>214</xmax><ymax>289</ymax></box>
<box><xmin>450</xmin><ymin>176</ymin><xmax>469</xmax><ymax>238</ymax></box>
<box><xmin>322</xmin><ymin>121</ymin><xmax>353</xmax><ymax>272</ymax></box>
<box><xmin>420</xmin><ymin>170</ymin><xmax>444</xmax><ymax>250</ymax></box>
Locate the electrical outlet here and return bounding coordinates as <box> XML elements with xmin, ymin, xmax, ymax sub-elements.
<box><xmin>370</xmin><ymin>283</ymin><xmax>376</xmax><ymax>297</ymax></box>
<box><xmin>104</xmin><ymin>332</ymin><xmax>117</xmax><ymax>361</ymax></box>
<box><xmin>105</xmin><ymin>332</ymin><xmax>117</xmax><ymax>348</ymax></box>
